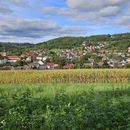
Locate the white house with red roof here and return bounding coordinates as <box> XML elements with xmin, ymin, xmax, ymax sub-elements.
<box><xmin>7</xmin><ymin>56</ymin><xmax>21</xmax><ymax>63</ymax></box>
<box><xmin>47</xmin><ymin>63</ymin><xmax>59</xmax><ymax>69</ymax></box>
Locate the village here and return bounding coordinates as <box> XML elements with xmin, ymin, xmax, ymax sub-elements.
<box><xmin>0</xmin><ymin>41</ymin><xmax>130</xmax><ymax>70</ymax></box>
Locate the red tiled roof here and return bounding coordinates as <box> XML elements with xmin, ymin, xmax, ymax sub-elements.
<box><xmin>7</xmin><ymin>56</ymin><xmax>20</xmax><ymax>60</ymax></box>
<box><xmin>26</xmin><ymin>52</ymin><xmax>33</xmax><ymax>56</ymax></box>
<box><xmin>47</xmin><ymin>63</ymin><xmax>55</xmax><ymax>66</ymax></box>
<box><xmin>63</xmin><ymin>64</ymin><xmax>75</xmax><ymax>69</ymax></box>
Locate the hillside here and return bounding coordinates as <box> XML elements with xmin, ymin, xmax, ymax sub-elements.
<box><xmin>0</xmin><ymin>42</ymin><xmax>33</xmax><ymax>55</ymax></box>
<box><xmin>33</xmin><ymin>33</ymin><xmax>130</xmax><ymax>51</ymax></box>
<box><xmin>0</xmin><ymin>33</ymin><xmax>130</xmax><ymax>54</ymax></box>
<box><xmin>34</xmin><ymin>37</ymin><xmax>85</xmax><ymax>50</ymax></box>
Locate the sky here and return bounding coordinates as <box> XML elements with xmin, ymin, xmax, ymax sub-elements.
<box><xmin>0</xmin><ymin>0</ymin><xmax>130</xmax><ymax>43</ymax></box>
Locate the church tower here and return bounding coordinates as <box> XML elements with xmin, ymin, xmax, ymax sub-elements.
<box><xmin>0</xmin><ymin>46</ymin><xmax>7</xmax><ymax>56</ymax></box>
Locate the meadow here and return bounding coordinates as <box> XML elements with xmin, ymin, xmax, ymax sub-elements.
<box><xmin>0</xmin><ymin>69</ymin><xmax>130</xmax><ymax>129</ymax></box>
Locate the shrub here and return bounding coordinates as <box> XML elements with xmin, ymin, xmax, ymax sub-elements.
<box><xmin>1</xmin><ymin>90</ymin><xmax>130</xmax><ymax>130</ymax></box>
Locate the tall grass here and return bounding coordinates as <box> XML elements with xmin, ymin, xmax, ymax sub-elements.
<box><xmin>0</xmin><ymin>83</ymin><xmax>130</xmax><ymax>99</ymax></box>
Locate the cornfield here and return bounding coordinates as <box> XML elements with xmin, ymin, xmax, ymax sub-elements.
<box><xmin>0</xmin><ymin>69</ymin><xmax>130</xmax><ymax>84</ymax></box>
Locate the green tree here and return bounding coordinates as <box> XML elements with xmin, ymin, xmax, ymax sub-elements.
<box><xmin>12</xmin><ymin>60</ymin><xmax>27</xmax><ymax>67</ymax></box>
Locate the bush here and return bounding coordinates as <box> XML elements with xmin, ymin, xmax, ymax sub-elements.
<box><xmin>0</xmin><ymin>90</ymin><xmax>130</xmax><ymax>130</ymax></box>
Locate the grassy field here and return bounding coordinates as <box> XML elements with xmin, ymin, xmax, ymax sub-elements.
<box><xmin>0</xmin><ymin>83</ymin><xmax>130</xmax><ymax>98</ymax></box>
<box><xmin>0</xmin><ymin>83</ymin><xmax>130</xmax><ymax>130</ymax></box>
<box><xmin>0</xmin><ymin>69</ymin><xmax>130</xmax><ymax>129</ymax></box>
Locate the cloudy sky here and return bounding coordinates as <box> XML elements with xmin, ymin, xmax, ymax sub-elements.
<box><xmin>0</xmin><ymin>0</ymin><xmax>130</xmax><ymax>43</ymax></box>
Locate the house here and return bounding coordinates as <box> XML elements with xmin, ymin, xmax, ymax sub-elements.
<box><xmin>128</xmin><ymin>47</ymin><xmax>130</xmax><ymax>53</ymax></box>
<box><xmin>0</xmin><ymin>56</ymin><xmax>7</xmax><ymax>64</ymax></box>
<box><xmin>36</xmin><ymin>56</ymin><xmax>43</xmax><ymax>61</ymax></box>
<box><xmin>47</xmin><ymin>63</ymin><xmax>54</xmax><ymax>69</ymax></box>
<box><xmin>28</xmin><ymin>62</ymin><xmax>39</xmax><ymax>69</ymax></box>
<box><xmin>0</xmin><ymin>51</ymin><xmax>7</xmax><ymax>56</ymax></box>
<box><xmin>107</xmin><ymin>60</ymin><xmax>115</xmax><ymax>67</ymax></box>
<box><xmin>126</xmin><ymin>58</ymin><xmax>130</xmax><ymax>64</ymax></box>
<box><xmin>88</xmin><ymin>58</ymin><xmax>94</xmax><ymax>63</ymax></box>
<box><xmin>28</xmin><ymin>61</ymin><xmax>47</xmax><ymax>70</ymax></box>
<box><xmin>84</xmin><ymin>62</ymin><xmax>94</xmax><ymax>68</ymax></box>
<box><xmin>7</xmin><ymin>56</ymin><xmax>20</xmax><ymax>63</ymax></box>
<box><xmin>47</xmin><ymin>63</ymin><xmax>59</xmax><ymax>69</ymax></box>
<box><xmin>107</xmin><ymin>60</ymin><xmax>120</xmax><ymax>68</ymax></box>
<box><xmin>97</xmin><ymin>61</ymin><xmax>104</xmax><ymax>67</ymax></box>
<box><xmin>36</xmin><ymin>61</ymin><xmax>47</xmax><ymax>69</ymax></box>
<box><xmin>63</xmin><ymin>64</ymin><xmax>75</xmax><ymax>69</ymax></box>
<box><xmin>42</xmin><ymin>56</ymin><xmax>48</xmax><ymax>61</ymax></box>
<box><xmin>119</xmin><ymin>60</ymin><xmax>127</xmax><ymax>67</ymax></box>
<box><xmin>26</xmin><ymin>56</ymin><xmax>32</xmax><ymax>62</ymax></box>
<box><xmin>38</xmin><ymin>60</ymin><xmax>44</xmax><ymax>66</ymax></box>
<box><xmin>38</xmin><ymin>64</ymin><xmax>47</xmax><ymax>70</ymax></box>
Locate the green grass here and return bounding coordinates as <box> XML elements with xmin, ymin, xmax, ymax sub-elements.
<box><xmin>1</xmin><ymin>83</ymin><xmax>130</xmax><ymax>129</ymax></box>
<box><xmin>50</xmin><ymin>48</ymin><xmax>63</xmax><ymax>53</ymax></box>
<box><xmin>0</xmin><ymin>70</ymin><xmax>130</xmax><ymax>129</ymax></box>
<box><xmin>0</xmin><ymin>83</ymin><xmax>130</xmax><ymax>99</ymax></box>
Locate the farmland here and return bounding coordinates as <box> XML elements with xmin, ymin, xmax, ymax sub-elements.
<box><xmin>0</xmin><ymin>69</ymin><xmax>130</xmax><ymax>129</ymax></box>
<box><xmin>0</xmin><ymin>69</ymin><xmax>130</xmax><ymax>84</ymax></box>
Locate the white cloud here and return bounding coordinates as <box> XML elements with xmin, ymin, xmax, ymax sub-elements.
<box><xmin>1</xmin><ymin>0</ymin><xmax>28</xmax><ymax>6</ymax></box>
<box><xmin>0</xmin><ymin>18</ymin><xmax>86</xmax><ymax>42</ymax></box>
<box><xmin>42</xmin><ymin>0</ymin><xmax>130</xmax><ymax>30</ymax></box>
<box><xmin>98</xmin><ymin>6</ymin><xmax>121</xmax><ymax>17</ymax></box>
<box><xmin>0</xmin><ymin>1</ymin><xmax>12</xmax><ymax>14</ymax></box>
<box><xmin>114</xmin><ymin>15</ymin><xmax>130</xmax><ymax>28</ymax></box>
<box><xmin>67</xmin><ymin>0</ymin><xmax>129</xmax><ymax>11</ymax></box>
<box><xmin>0</xmin><ymin>5</ymin><xmax>12</xmax><ymax>14</ymax></box>
<box><xmin>0</xmin><ymin>0</ymin><xmax>29</xmax><ymax>15</ymax></box>
<box><xmin>67</xmin><ymin>0</ymin><xmax>129</xmax><ymax>19</ymax></box>
<box><xmin>0</xmin><ymin>0</ymin><xmax>130</xmax><ymax>42</ymax></box>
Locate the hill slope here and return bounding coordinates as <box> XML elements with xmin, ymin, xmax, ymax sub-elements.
<box><xmin>33</xmin><ymin>33</ymin><xmax>130</xmax><ymax>50</ymax></box>
<box><xmin>0</xmin><ymin>42</ymin><xmax>33</xmax><ymax>55</ymax></box>
<box><xmin>0</xmin><ymin>33</ymin><xmax>130</xmax><ymax>54</ymax></box>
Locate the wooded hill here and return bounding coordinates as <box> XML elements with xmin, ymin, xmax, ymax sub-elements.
<box><xmin>34</xmin><ymin>33</ymin><xmax>130</xmax><ymax>50</ymax></box>
<box><xmin>0</xmin><ymin>33</ymin><xmax>130</xmax><ymax>55</ymax></box>
<box><xmin>0</xmin><ymin>42</ymin><xmax>33</xmax><ymax>55</ymax></box>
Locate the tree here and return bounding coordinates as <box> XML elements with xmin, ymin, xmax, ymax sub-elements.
<box><xmin>126</xmin><ymin>64</ymin><xmax>130</xmax><ymax>68</ymax></box>
<box><xmin>72</xmin><ymin>57</ymin><xmax>84</xmax><ymax>68</ymax></box>
<box><xmin>52</xmin><ymin>55</ymin><xmax>67</xmax><ymax>68</ymax></box>
<box><xmin>102</xmin><ymin>60</ymin><xmax>109</xmax><ymax>68</ymax></box>
<box><xmin>12</xmin><ymin>60</ymin><xmax>27</xmax><ymax>67</ymax></box>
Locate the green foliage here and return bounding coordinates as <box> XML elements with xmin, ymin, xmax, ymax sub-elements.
<box><xmin>52</xmin><ymin>55</ymin><xmax>67</xmax><ymax>67</ymax></box>
<box><xmin>0</xmin><ymin>42</ymin><xmax>33</xmax><ymax>55</ymax></box>
<box><xmin>72</xmin><ymin>57</ymin><xmax>84</xmax><ymax>68</ymax></box>
<box><xmin>107</xmin><ymin>40</ymin><xmax>130</xmax><ymax>51</ymax></box>
<box><xmin>0</xmin><ymin>87</ymin><xmax>130</xmax><ymax>130</ymax></box>
<box><xmin>12</xmin><ymin>60</ymin><xmax>27</xmax><ymax>67</ymax></box>
<box><xmin>87</xmin><ymin>34</ymin><xmax>111</xmax><ymax>42</ymax></box>
<box><xmin>49</xmin><ymin>49</ymin><xmax>63</xmax><ymax>53</ymax></box>
<box><xmin>102</xmin><ymin>60</ymin><xmax>110</xmax><ymax>68</ymax></box>
<box><xmin>126</xmin><ymin>64</ymin><xmax>130</xmax><ymax>68</ymax></box>
<box><xmin>32</xmin><ymin>33</ymin><xmax>130</xmax><ymax>51</ymax></box>
<box><xmin>36</xmin><ymin>37</ymin><xmax>85</xmax><ymax>50</ymax></box>
<box><xmin>0</xmin><ymin>33</ymin><xmax>130</xmax><ymax>54</ymax></box>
